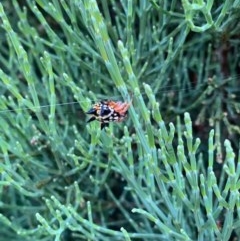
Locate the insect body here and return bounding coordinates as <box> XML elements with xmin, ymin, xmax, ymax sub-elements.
<box><xmin>86</xmin><ymin>99</ymin><xmax>131</xmax><ymax>129</ymax></box>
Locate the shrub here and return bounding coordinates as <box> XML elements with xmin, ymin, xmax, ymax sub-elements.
<box><xmin>0</xmin><ymin>0</ymin><xmax>240</xmax><ymax>240</ymax></box>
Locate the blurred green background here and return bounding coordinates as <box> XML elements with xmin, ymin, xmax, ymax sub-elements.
<box><xmin>0</xmin><ymin>1</ymin><xmax>240</xmax><ymax>240</ymax></box>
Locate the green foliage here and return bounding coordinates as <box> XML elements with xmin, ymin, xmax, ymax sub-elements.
<box><xmin>0</xmin><ymin>0</ymin><xmax>240</xmax><ymax>240</ymax></box>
